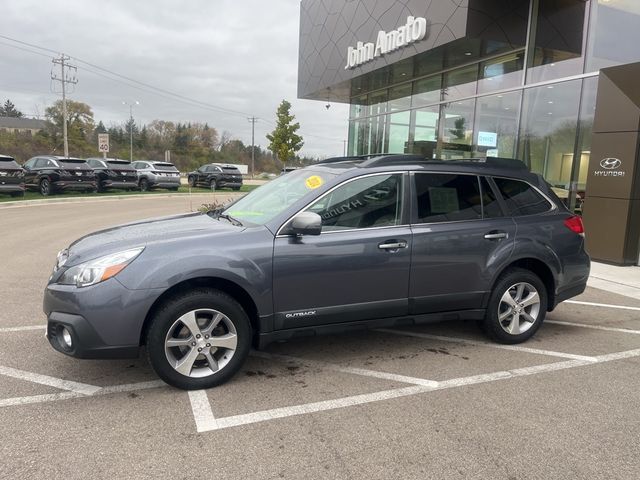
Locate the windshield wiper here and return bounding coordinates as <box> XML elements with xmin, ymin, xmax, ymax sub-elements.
<box><xmin>216</xmin><ymin>213</ymin><xmax>243</xmax><ymax>227</ymax></box>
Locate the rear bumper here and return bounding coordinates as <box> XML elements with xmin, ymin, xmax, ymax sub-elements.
<box><xmin>148</xmin><ymin>178</ymin><xmax>180</xmax><ymax>188</ymax></box>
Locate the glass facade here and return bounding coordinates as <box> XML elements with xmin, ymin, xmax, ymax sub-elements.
<box><xmin>345</xmin><ymin>0</ymin><xmax>640</xmax><ymax>210</ymax></box>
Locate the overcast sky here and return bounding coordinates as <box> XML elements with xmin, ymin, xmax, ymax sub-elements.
<box><xmin>0</xmin><ymin>0</ymin><xmax>349</xmax><ymax>157</ymax></box>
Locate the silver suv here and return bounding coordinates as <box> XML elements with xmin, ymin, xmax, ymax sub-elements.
<box><xmin>131</xmin><ymin>160</ymin><xmax>181</xmax><ymax>191</ymax></box>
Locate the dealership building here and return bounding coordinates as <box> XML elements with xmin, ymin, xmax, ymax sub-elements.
<box><xmin>298</xmin><ymin>0</ymin><xmax>640</xmax><ymax>265</ymax></box>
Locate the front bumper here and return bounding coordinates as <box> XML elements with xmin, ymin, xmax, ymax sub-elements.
<box><xmin>44</xmin><ymin>277</ymin><xmax>164</xmax><ymax>359</ymax></box>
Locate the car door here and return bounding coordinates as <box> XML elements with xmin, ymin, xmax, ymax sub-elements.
<box><xmin>409</xmin><ymin>172</ymin><xmax>516</xmax><ymax>314</ymax></box>
<box><xmin>272</xmin><ymin>172</ymin><xmax>412</xmax><ymax>330</ymax></box>
<box><xmin>22</xmin><ymin>158</ymin><xmax>37</xmax><ymax>187</ymax></box>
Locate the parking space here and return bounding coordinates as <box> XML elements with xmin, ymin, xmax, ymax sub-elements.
<box><xmin>1</xmin><ymin>197</ymin><xmax>639</xmax><ymax>478</ymax></box>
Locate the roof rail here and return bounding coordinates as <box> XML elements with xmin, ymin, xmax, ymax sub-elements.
<box><xmin>359</xmin><ymin>154</ymin><xmax>428</xmax><ymax>167</ymax></box>
<box><xmin>315</xmin><ymin>155</ymin><xmax>369</xmax><ymax>164</ymax></box>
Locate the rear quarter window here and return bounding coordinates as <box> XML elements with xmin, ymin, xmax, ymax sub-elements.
<box><xmin>493</xmin><ymin>178</ymin><xmax>553</xmax><ymax>216</ymax></box>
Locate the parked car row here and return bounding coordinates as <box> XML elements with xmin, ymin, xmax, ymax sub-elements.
<box><xmin>0</xmin><ymin>155</ymin><xmax>244</xmax><ymax>197</ymax></box>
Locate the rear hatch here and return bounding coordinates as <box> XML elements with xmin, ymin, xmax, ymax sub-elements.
<box><xmin>59</xmin><ymin>159</ymin><xmax>95</xmax><ymax>182</ymax></box>
<box><xmin>106</xmin><ymin>160</ymin><xmax>137</xmax><ymax>182</ymax></box>
<box><xmin>0</xmin><ymin>156</ymin><xmax>23</xmax><ymax>185</ymax></box>
<box><xmin>152</xmin><ymin>162</ymin><xmax>180</xmax><ymax>178</ymax></box>
<box><xmin>222</xmin><ymin>165</ymin><xmax>242</xmax><ymax>182</ymax></box>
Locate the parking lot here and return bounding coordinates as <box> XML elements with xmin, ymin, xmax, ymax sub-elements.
<box><xmin>1</xmin><ymin>195</ymin><xmax>639</xmax><ymax>479</ymax></box>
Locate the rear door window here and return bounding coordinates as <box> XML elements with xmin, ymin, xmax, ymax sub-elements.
<box><xmin>493</xmin><ymin>178</ymin><xmax>553</xmax><ymax>216</ymax></box>
<box><xmin>413</xmin><ymin>173</ymin><xmax>482</xmax><ymax>223</ymax></box>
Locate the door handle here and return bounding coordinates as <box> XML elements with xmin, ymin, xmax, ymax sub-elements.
<box><xmin>378</xmin><ymin>241</ymin><xmax>408</xmax><ymax>250</ymax></box>
<box><xmin>484</xmin><ymin>232</ymin><xmax>508</xmax><ymax>240</ymax></box>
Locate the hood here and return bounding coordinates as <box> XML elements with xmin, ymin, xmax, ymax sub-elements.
<box><xmin>65</xmin><ymin>212</ymin><xmax>241</xmax><ymax>266</ymax></box>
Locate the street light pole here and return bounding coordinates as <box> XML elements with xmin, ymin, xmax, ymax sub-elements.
<box><xmin>122</xmin><ymin>101</ymin><xmax>139</xmax><ymax>161</ymax></box>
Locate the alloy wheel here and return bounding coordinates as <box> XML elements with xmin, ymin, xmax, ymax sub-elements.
<box><xmin>497</xmin><ymin>282</ymin><xmax>541</xmax><ymax>335</ymax></box>
<box><xmin>164</xmin><ymin>308</ymin><xmax>238</xmax><ymax>378</ymax></box>
<box><xmin>40</xmin><ymin>179</ymin><xmax>50</xmax><ymax>196</ymax></box>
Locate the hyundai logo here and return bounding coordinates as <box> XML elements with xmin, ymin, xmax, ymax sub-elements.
<box><xmin>600</xmin><ymin>157</ymin><xmax>622</xmax><ymax>170</ymax></box>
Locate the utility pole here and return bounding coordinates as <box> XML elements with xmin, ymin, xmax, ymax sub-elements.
<box><xmin>51</xmin><ymin>54</ymin><xmax>77</xmax><ymax>158</ymax></box>
<box><xmin>123</xmin><ymin>101</ymin><xmax>139</xmax><ymax>162</ymax></box>
<box><xmin>247</xmin><ymin>117</ymin><xmax>257</xmax><ymax>178</ymax></box>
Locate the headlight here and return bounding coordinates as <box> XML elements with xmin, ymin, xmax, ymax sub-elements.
<box><xmin>57</xmin><ymin>247</ymin><xmax>144</xmax><ymax>288</ymax></box>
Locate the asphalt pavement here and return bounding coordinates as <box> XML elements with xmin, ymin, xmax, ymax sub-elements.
<box><xmin>1</xmin><ymin>195</ymin><xmax>639</xmax><ymax>479</ymax></box>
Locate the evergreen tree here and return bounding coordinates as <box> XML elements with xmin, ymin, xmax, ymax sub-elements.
<box><xmin>266</xmin><ymin>100</ymin><xmax>303</xmax><ymax>164</ymax></box>
<box><xmin>0</xmin><ymin>99</ymin><xmax>23</xmax><ymax>118</ymax></box>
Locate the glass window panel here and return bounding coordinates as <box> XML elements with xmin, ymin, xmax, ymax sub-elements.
<box><xmin>388</xmin><ymin>84</ymin><xmax>412</xmax><ymax>112</ymax></box>
<box><xmin>412</xmin><ymin>75</ymin><xmax>442</xmax><ymax>107</ymax></box>
<box><xmin>368</xmin><ymin>90</ymin><xmax>388</xmax><ymax>116</ymax></box>
<box><xmin>527</xmin><ymin>0</ymin><xmax>587</xmax><ymax>83</ymax></box>
<box><xmin>573</xmin><ymin>77</ymin><xmax>598</xmax><ymax>205</ymax></box>
<box><xmin>369</xmin><ymin>116</ymin><xmax>387</xmax><ymax>155</ymax></box>
<box><xmin>308</xmin><ymin>174</ymin><xmax>404</xmax><ymax>231</ymax></box>
<box><xmin>388</xmin><ymin>124</ymin><xmax>410</xmax><ymax>154</ymax></box>
<box><xmin>518</xmin><ymin>79</ymin><xmax>581</xmax><ymax>189</ymax></box>
<box><xmin>440</xmin><ymin>99</ymin><xmax>476</xmax><ymax>159</ymax></box>
<box><xmin>478</xmin><ymin>52</ymin><xmax>524</xmax><ymax>93</ymax></box>
<box><xmin>349</xmin><ymin>94</ymin><xmax>368</xmax><ymax>119</ymax></box>
<box><xmin>493</xmin><ymin>178</ymin><xmax>553</xmax><ymax>216</ymax></box>
<box><xmin>414</xmin><ymin>173</ymin><xmax>482</xmax><ymax>223</ymax></box>
<box><xmin>473</xmin><ymin>91</ymin><xmax>521</xmax><ymax>159</ymax></box>
<box><xmin>443</xmin><ymin>65</ymin><xmax>478</xmax><ymax>101</ymax></box>
<box><xmin>587</xmin><ymin>1</ymin><xmax>640</xmax><ymax>72</ymax></box>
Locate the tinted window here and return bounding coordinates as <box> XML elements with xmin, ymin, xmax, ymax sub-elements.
<box><xmin>480</xmin><ymin>177</ymin><xmax>503</xmax><ymax>218</ymax></box>
<box><xmin>308</xmin><ymin>174</ymin><xmax>404</xmax><ymax>231</ymax></box>
<box><xmin>24</xmin><ymin>159</ymin><xmax>36</xmax><ymax>169</ymax></box>
<box><xmin>154</xmin><ymin>163</ymin><xmax>178</xmax><ymax>171</ymax></box>
<box><xmin>34</xmin><ymin>159</ymin><xmax>46</xmax><ymax>168</ymax></box>
<box><xmin>414</xmin><ymin>174</ymin><xmax>482</xmax><ymax>223</ymax></box>
<box><xmin>493</xmin><ymin>178</ymin><xmax>552</xmax><ymax>216</ymax></box>
<box><xmin>0</xmin><ymin>157</ymin><xmax>19</xmax><ymax>168</ymax></box>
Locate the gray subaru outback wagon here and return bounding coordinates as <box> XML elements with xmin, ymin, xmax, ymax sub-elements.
<box><xmin>45</xmin><ymin>155</ymin><xmax>590</xmax><ymax>390</ymax></box>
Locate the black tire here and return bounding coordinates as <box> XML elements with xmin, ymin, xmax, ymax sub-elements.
<box><xmin>169</xmin><ymin>187</ymin><xmax>179</xmax><ymax>192</ymax></box>
<box><xmin>96</xmin><ymin>181</ymin><xmax>105</xmax><ymax>193</ymax></box>
<box><xmin>188</xmin><ymin>176</ymin><xmax>196</xmax><ymax>187</ymax></box>
<box><xmin>210</xmin><ymin>179</ymin><xmax>218</xmax><ymax>191</ymax></box>
<box><xmin>146</xmin><ymin>288</ymin><xmax>252</xmax><ymax>390</ymax></box>
<box><xmin>232</xmin><ymin>187</ymin><xmax>241</xmax><ymax>191</ymax></box>
<box><xmin>481</xmin><ymin>268</ymin><xmax>548</xmax><ymax>344</ymax></box>
<box><xmin>139</xmin><ymin>178</ymin><xmax>149</xmax><ymax>192</ymax></box>
<box><xmin>39</xmin><ymin>178</ymin><xmax>52</xmax><ymax>196</ymax></box>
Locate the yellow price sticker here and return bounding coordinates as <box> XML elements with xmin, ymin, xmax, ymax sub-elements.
<box><xmin>305</xmin><ymin>175</ymin><xmax>324</xmax><ymax>190</ymax></box>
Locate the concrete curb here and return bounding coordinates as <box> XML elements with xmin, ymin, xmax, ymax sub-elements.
<box><xmin>0</xmin><ymin>192</ymin><xmax>242</xmax><ymax>209</ymax></box>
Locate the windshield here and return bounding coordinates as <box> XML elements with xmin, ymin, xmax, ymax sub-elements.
<box><xmin>224</xmin><ymin>169</ymin><xmax>336</xmax><ymax>225</ymax></box>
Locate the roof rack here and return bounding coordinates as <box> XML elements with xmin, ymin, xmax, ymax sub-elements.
<box><xmin>315</xmin><ymin>154</ymin><xmax>529</xmax><ymax>171</ymax></box>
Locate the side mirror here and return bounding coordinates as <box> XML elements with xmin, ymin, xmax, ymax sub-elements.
<box><xmin>286</xmin><ymin>211</ymin><xmax>322</xmax><ymax>236</ymax></box>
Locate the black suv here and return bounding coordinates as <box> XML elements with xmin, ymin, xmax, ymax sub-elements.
<box><xmin>45</xmin><ymin>155</ymin><xmax>590</xmax><ymax>390</ymax></box>
<box><xmin>0</xmin><ymin>154</ymin><xmax>25</xmax><ymax>197</ymax></box>
<box><xmin>86</xmin><ymin>158</ymin><xmax>138</xmax><ymax>192</ymax></box>
<box><xmin>23</xmin><ymin>156</ymin><xmax>96</xmax><ymax>196</ymax></box>
<box><xmin>187</xmin><ymin>163</ymin><xmax>243</xmax><ymax>190</ymax></box>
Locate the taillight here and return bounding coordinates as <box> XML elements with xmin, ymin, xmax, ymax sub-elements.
<box><xmin>564</xmin><ymin>215</ymin><xmax>584</xmax><ymax>236</ymax></box>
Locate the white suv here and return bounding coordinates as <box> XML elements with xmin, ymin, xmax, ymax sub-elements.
<box><xmin>131</xmin><ymin>160</ymin><xmax>181</xmax><ymax>191</ymax></box>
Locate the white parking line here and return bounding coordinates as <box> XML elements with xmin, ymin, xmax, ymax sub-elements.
<box><xmin>376</xmin><ymin>329</ymin><xmax>598</xmax><ymax>363</ymax></box>
<box><xmin>0</xmin><ymin>325</ymin><xmax>45</xmax><ymax>333</ymax></box>
<box><xmin>0</xmin><ymin>380</ymin><xmax>167</xmax><ymax>408</ymax></box>
<box><xmin>546</xmin><ymin>320</ymin><xmax>640</xmax><ymax>335</ymax></box>
<box><xmin>198</xmin><ymin>349</ymin><xmax>640</xmax><ymax>432</ymax></box>
<box><xmin>252</xmin><ymin>351</ymin><xmax>440</xmax><ymax>387</ymax></box>
<box><xmin>0</xmin><ymin>365</ymin><xmax>102</xmax><ymax>395</ymax></box>
<box><xmin>565</xmin><ymin>300</ymin><xmax>640</xmax><ymax>312</ymax></box>
<box><xmin>188</xmin><ymin>390</ymin><xmax>218</xmax><ymax>432</ymax></box>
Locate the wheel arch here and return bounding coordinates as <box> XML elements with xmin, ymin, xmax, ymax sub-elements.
<box><xmin>490</xmin><ymin>257</ymin><xmax>556</xmax><ymax>311</ymax></box>
<box><xmin>139</xmin><ymin>276</ymin><xmax>260</xmax><ymax>346</ymax></box>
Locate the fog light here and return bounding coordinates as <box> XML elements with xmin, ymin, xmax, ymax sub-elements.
<box><xmin>61</xmin><ymin>327</ymin><xmax>73</xmax><ymax>348</ymax></box>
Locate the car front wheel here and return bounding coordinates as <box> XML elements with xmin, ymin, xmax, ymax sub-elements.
<box><xmin>39</xmin><ymin>178</ymin><xmax>51</xmax><ymax>196</ymax></box>
<box><xmin>481</xmin><ymin>268</ymin><xmax>547</xmax><ymax>344</ymax></box>
<box><xmin>139</xmin><ymin>178</ymin><xmax>149</xmax><ymax>192</ymax></box>
<box><xmin>146</xmin><ymin>288</ymin><xmax>251</xmax><ymax>390</ymax></box>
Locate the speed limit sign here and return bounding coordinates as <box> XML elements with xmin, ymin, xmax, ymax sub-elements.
<box><xmin>98</xmin><ymin>133</ymin><xmax>110</xmax><ymax>153</ymax></box>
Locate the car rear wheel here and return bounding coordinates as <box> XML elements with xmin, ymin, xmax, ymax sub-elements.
<box><xmin>146</xmin><ymin>288</ymin><xmax>251</xmax><ymax>390</ymax></box>
<box><xmin>481</xmin><ymin>268</ymin><xmax>547</xmax><ymax>344</ymax></box>
<box><xmin>210</xmin><ymin>179</ymin><xmax>218</xmax><ymax>191</ymax></box>
<box><xmin>188</xmin><ymin>176</ymin><xmax>196</xmax><ymax>187</ymax></box>
<box><xmin>139</xmin><ymin>178</ymin><xmax>149</xmax><ymax>192</ymax></box>
<box><xmin>39</xmin><ymin>178</ymin><xmax>51</xmax><ymax>196</ymax></box>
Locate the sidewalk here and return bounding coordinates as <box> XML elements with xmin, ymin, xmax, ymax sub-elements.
<box><xmin>589</xmin><ymin>262</ymin><xmax>640</xmax><ymax>300</ymax></box>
